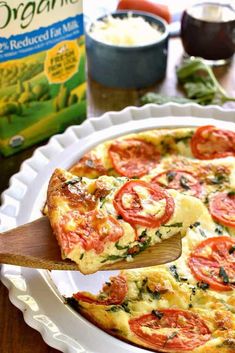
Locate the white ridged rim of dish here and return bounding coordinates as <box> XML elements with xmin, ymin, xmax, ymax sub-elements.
<box><xmin>1</xmin><ymin>103</ymin><xmax>235</xmax><ymax>353</ymax></box>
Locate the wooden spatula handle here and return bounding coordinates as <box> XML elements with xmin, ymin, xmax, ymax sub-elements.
<box><xmin>0</xmin><ymin>217</ymin><xmax>62</xmax><ymax>269</ymax></box>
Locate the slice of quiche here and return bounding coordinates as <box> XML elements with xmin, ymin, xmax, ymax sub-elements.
<box><xmin>47</xmin><ymin>168</ymin><xmax>206</xmax><ymax>274</ymax></box>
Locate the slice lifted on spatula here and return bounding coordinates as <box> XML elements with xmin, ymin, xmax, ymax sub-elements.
<box><xmin>45</xmin><ymin>168</ymin><xmax>205</xmax><ymax>274</ymax></box>
<box><xmin>0</xmin><ymin>168</ymin><xmax>206</xmax><ymax>273</ymax></box>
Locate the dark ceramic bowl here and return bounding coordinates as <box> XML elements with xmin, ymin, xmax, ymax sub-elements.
<box><xmin>86</xmin><ymin>11</ymin><xmax>169</xmax><ymax>89</ymax></box>
<box><xmin>181</xmin><ymin>2</ymin><xmax>235</xmax><ymax>62</ymax></box>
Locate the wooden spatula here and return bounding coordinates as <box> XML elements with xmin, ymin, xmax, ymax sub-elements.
<box><xmin>0</xmin><ymin>216</ymin><xmax>182</xmax><ymax>271</ymax></box>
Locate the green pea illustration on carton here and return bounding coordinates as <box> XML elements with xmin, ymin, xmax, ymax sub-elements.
<box><xmin>0</xmin><ymin>0</ymin><xmax>86</xmax><ymax>156</ymax></box>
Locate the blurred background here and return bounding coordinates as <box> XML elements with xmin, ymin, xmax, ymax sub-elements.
<box><xmin>84</xmin><ymin>0</ymin><xmax>235</xmax><ymax>37</ymax></box>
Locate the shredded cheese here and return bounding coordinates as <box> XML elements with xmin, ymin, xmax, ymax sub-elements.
<box><xmin>89</xmin><ymin>15</ymin><xmax>162</xmax><ymax>46</ymax></box>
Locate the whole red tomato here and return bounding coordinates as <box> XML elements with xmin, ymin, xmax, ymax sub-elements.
<box><xmin>117</xmin><ymin>0</ymin><xmax>171</xmax><ymax>23</ymax></box>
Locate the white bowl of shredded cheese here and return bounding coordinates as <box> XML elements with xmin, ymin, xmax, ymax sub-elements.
<box><xmin>86</xmin><ymin>11</ymin><xmax>169</xmax><ymax>88</ymax></box>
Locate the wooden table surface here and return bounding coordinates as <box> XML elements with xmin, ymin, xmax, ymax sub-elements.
<box><xmin>1</xmin><ymin>38</ymin><xmax>235</xmax><ymax>353</ymax></box>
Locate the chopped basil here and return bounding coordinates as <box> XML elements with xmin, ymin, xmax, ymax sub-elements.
<box><xmin>164</xmin><ymin>332</ymin><xmax>178</xmax><ymax>347</ymax></box>
<box><xmin>142</xmin><ymin>277</ymin><xmax>148</xmax><ymax>286</ymax></box>
<box><xmin>189</xmin><ymin>221</ymin><xmax>200</xmax><ymax>229</ymax></box>
<box><xmin>130</xmin><ymin>237</ymin><xmax>151</xmax><ymax>257</ymax></box>
<box><xmin>197</xmin><ymin>282</ymin><xmax>210</xmax><ymax>290</ymax></box>
<box><xmin>228</xmin><ymin>191</ymin><xmax>235</xmax><ymax>197</ymax></box>
<box><xmin>214</xmin><ymin>223</ymin><xmax>229</xmax><ymax>234</ymax></box>
<box><xmin>180</xmin><ymin>176</ymin><xmax>190</xmax><ymax>190</ymax></box>
<box><xmin>169</xmin><ymin>265</ymin><xmax>180</xmax><ymax>281</ymax></box>
<box><xmin>150</xmin><ymin>291</ymin><xmax>161</xmax><ymax>300</ymax></box>
<box><xmin>100</xmin><ymin>197</ymin><xmax>107</xmax><ymax>208</ymax></box>
<box><xmin>121</xmin><ymin>301</ymin><xmax>131</xmax><ymax>313</ymax></box>
<box><xmin>180</xmin><ymin>277</ymin><xmax>188</xmax><ymax>282</ymax></box>
<box><xmin>117</xmin><ymin>214</ymin><xmax>123</xmax><ymax>220</ymax></box>
<box><xmin>139</xmin><ymin>229</ymin><xmax>147</xmax><ymax>238</ymax></box>
<box><xmin>204</xmin><ymin>196</ymin><xmax>209</xmax><ymax>206</ymax></box>
<box><xmin>215</xmin><ymin>225</ymin><xmax>223</xmax><ymax>235</ymax></box>
<box><xmin>229</xmin><ymin>245</ymin><xmax>235</xmax><ymax>254</ymax></box>
<box><xmin>106</xmin><ymin>306</ymin><xmax>120</xmax><ymax>312</ymax></box>
<box><xmin>98</xmin><ymin>293</ymin><xmax>107</xmax><ymax>300</ymax></box>
<box><xmin>163</xmin><ymin>222</ymin><xmax>183</xmax><ymax>228</ymax></box>
<box><xmin>219</xmin><ymin>267</ymin><xmax>229</xmax><ymax>284</ymax></box>
<box><xmin>147</xmin><ymin>286</ymin><xmax>161</xmax><ymax>300</ymax></box>
<box><xmin>160</xmin><ymin>140</ymin><xmax>172</xmax><ymax>154</ymax></box>
<box><xmin>155</xmin><ymin>230</ymin><xmax>163</xmax><ymax>239</ymax></box>
<box><xmin>79</xmin><ymin>253</ymin><xmax>84</xmax><ymax>260</ymax></box>
<box><xmin>139</xmin><ymin>237</ymin><xmax>151</xmax><ymax>250</ymax></box>
<box><xmin>174</xmin><ymin>132</ymin><xmax>194</xmax><ymax>143</ymax></box>
<box><xmin>64</xmin><ymin>177</ymin><xmax>82</xmax><ymax>185</ymax></box>
<box><xmin>167</xmin><ymin>332</ymin><xmax>178</xmax><ymax>340</ymax></box>
<box><xmin>220</xmin><ymin>339</ymin><xmax>235</xmax><ymax>348</ymax></box>
<box><xmin>137</xmin><ymin>278</ymin><xmax>148</xmax><ymax>300</ymax></box>
<box><xmin>101</xmin><ymin>254</ymin><xmax>125</xmax><ymax>263</ymax></box>
<box><xmin>152</xmin><ymin>310</ymin><xmax>164</xmax><ymax>319</ymax></box>
<box><xmin>166</xmin><ymin>171</ymin><xmax>176</xmax><ymax>182</ymax></box>
<box><xmin>210</xmin><ymin>174</ymin><xmax>226</xmax><ymax>184</ymax></box>
<box><xmin>107</xmin><ymin>301</ymin><xmax>130</xmax><ymax>313</ymax></box>
<box><xmin>198</xmin><ymin>228</ymin><xmax>207</xmax><ymax>238</ymax></box>
<box><xmin>189</xmin><ymin>286</ymin><xmax>197</xmax><ymax>303</ymax></box>
<box><xmin>115</xmin><ymin>242</ymin><xmax>129</xmax><ymax>250</ymax></box>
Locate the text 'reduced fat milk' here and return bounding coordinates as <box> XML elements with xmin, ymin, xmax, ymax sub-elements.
<box><xmin>0</xmin><ymin>0</ymin><xmax>86</xmax><ymax>156</ymax></box>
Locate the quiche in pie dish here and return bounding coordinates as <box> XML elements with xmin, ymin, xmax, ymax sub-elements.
<box><xmin>46</xmin><ymin>125</ymin><xmax>235</xmax><ymax>352</ymax></box>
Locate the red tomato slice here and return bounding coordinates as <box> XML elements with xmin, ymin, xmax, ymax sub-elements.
<box><xmin>57</xmin><ymin>210</ymin><xmax>124</xmax><ymax>255</ymax></box>
<box><xmin>108</xmin><ymin>139</ymin><xmax>161</xmax><ymax>178</ymax></box>
<box><xmin>114</xmin><ymin>180</ymin><xmax>174</xmax><ymax>227</ymax></box>
<box><xmin>191</xmin><ymin>125</ymin><xmax>235</xmax><ymax>160</ymax></box>
<box><xmin>151</xmin><ymin>170</ymin><xmax>203</xmax><ymax>198</ymax></box>
<box><xmin>117</xmin><ymin>0</ymin><xmax>171</xmax><ymax>23</ymax></box>
<box><xmin>188</xmin><ymin>236</ymin><xmax>235</xmax><ymax>291</ymax></box>
<box><xmin>74</xmin><ymin>275</ymin><xmax>127</xmax><ymax>305</ymax></box>
<box><xmin>209</xmin><ymin>192</ymin><xmax>235</xmax><ymax>228</ymax></box>
<box><xmin>129</xmin><ymin>309</ymin><xmax>211</xmax><ymax>352</ymax></box>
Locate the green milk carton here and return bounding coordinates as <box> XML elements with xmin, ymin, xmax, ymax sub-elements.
<box><xmin>0</xmin><ymin>0</ymin><xmax>86</xmax><ymax>156</ymax></box>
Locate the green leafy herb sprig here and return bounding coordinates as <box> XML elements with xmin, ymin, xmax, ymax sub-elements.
<box><xmin>141</xmin><ymin>57</ymin><xmax>235</xmax><ymax>106</ymax></box>
<box><xmin>177</xmin><ymin>57</ymin><xmax>235</xmax><ymax>105</ymax></box>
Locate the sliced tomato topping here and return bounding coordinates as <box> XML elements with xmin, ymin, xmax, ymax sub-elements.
<box><xmin>73</xmin><ymin>275</ymin><xmax>127</xmax><ymax>305</ymax></box>
<box><xmin>57</xmin><ymin>210</ymin><xmax>124</xmax><ymax>255</ymax></box>
<box><xmin>109</xmin><ymin>139</ymin><xmax>160</xmax><ymax>178</ymax></box>
<box><xmin>209</xmin><ymin>192</ymin><xmax>235</xmax><ymax>228</ymax></box>
<box><xmin>129</xmin><ymin>309</ymin><xmax>211</xmax><ymax>352</ymax></box>
<box><xmin>188</xmin><ymin>236</ymin><xmax>235</xmax><ymax>291</ymax></box>
<box><xmin>114</xmin><ymin>180</ymin><xmax>174</xmax><ymax>227</ymax></box>
<box><xmin>191</xmin><ymin>125</ymin><xmax>235</xmax><ymax>160</ymax></box>
<box><xmin>151</xmin><ymin>170</ymin><xmax>203</xmax><ymax>198</ymax></box>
